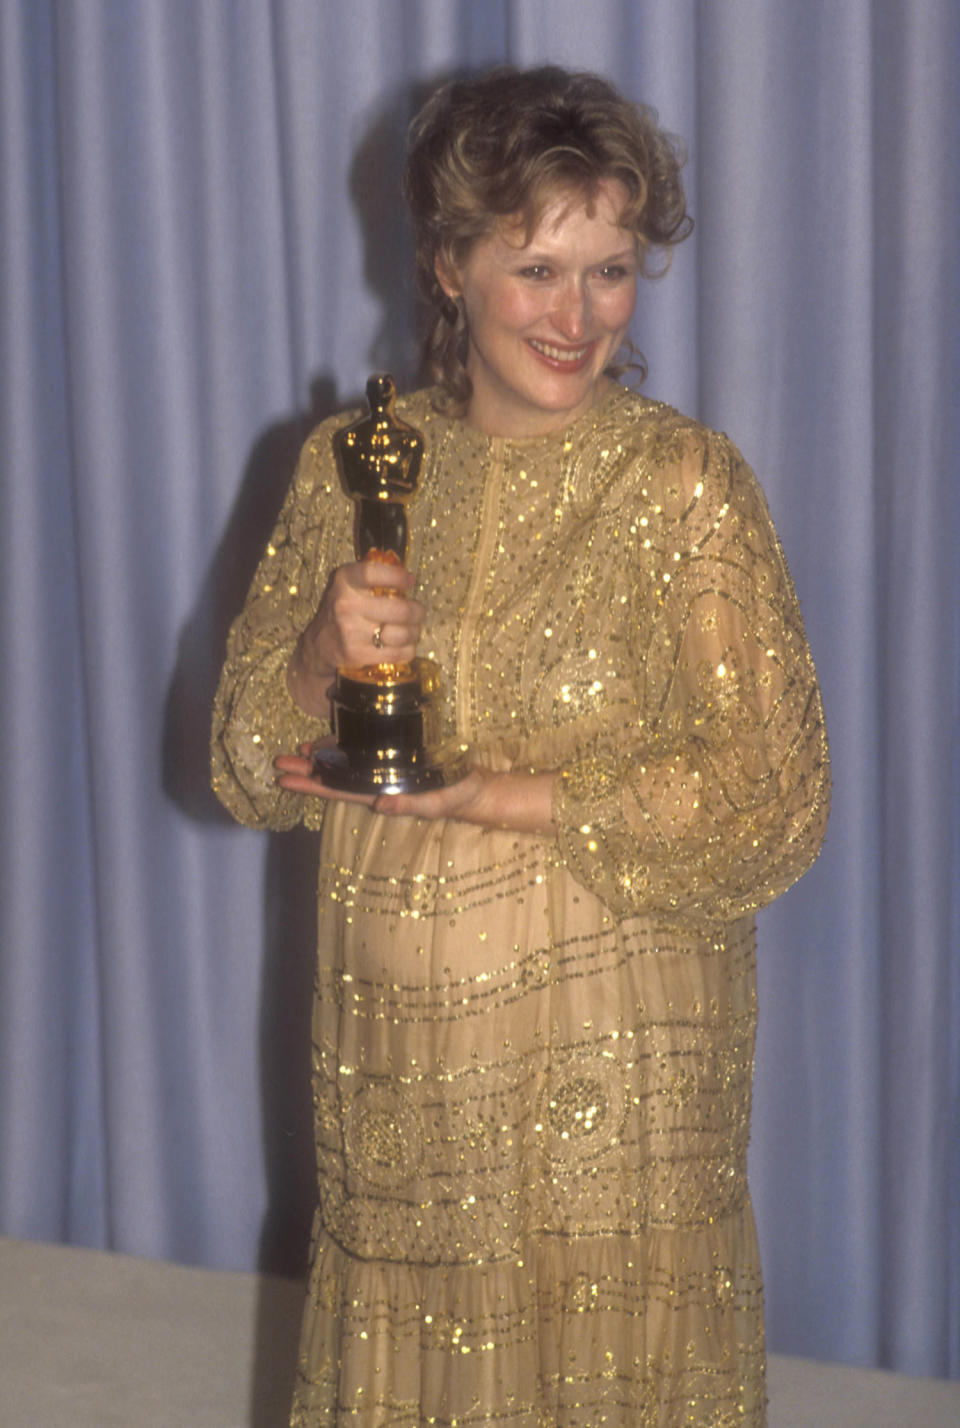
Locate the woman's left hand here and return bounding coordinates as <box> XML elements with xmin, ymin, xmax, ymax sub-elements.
<box><xmin>274</xmin><ymin>741</ymin><xmax>556</xmax><ymax>833</ymax></box>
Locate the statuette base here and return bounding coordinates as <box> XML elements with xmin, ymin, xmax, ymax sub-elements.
<box><xmin>311</xmin><ymin>666</ymin><xmax>468</xmax><ymax>795</ymax></box>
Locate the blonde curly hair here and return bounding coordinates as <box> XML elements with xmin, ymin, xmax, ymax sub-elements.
<box><xmin>402</xmin><ymin>66</ymin><xmax>693</xmax><ymax>412</ymax></box>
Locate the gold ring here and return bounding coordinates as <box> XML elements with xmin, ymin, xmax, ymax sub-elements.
<box><xmin>372</xmin><ymin>625</ymin><xmax>383</xmax><ymax>649</ymax></box>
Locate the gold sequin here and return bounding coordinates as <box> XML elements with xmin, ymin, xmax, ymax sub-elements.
<box><xmin>212</xmin><ymin>384</ymin><xmax>829</xmax><ymax>1426</ymax></box>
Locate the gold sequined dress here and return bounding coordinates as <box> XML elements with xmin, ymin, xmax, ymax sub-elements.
<box><xmin>211</xmin><ymin>384</ymin><xmax>829</xmax><ymax>1427</ymax></box>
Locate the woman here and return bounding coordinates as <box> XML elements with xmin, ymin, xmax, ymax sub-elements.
<box><xmin>212</xmin><ymin>66</ymin><xmax>829</xmax><ymax>1427</ymax></box>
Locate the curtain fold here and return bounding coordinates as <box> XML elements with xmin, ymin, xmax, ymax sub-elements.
<box><xmin>1</xmin><ymin>0</ymin><xmax>956</xmax><ymax>1378</ymax></box>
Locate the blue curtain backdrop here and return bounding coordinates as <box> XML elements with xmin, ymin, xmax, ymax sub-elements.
<box><xmin>1</xmin><ymin>0</ymin><xmax>957</xmax><ymax>1380</ymax></box>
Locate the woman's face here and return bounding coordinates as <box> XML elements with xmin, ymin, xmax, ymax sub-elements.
<box><xmin>437</xmin><ymin>178</ymin><xmax>638</xmax><ymax>438</ymax></box>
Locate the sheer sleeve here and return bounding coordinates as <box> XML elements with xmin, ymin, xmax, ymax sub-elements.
<box><xmin>553</xmin><ymin>426</ymin><xmax>830</xmax><ymax>927</ymax></box>
<box><xmin>210</xmin><ymin>420</ymin><xmax>349</xmax><ymax>830</ymax></box>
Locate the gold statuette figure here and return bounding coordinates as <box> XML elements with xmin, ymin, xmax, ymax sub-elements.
<box><xmin>311</xmin><ymin>373</ymin><xmax>467</xmax><ymax>793</ymax></box>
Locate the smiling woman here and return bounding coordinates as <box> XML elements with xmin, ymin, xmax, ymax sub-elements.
<box><xmin>434</xmin><ymin>180</ymin><xmax>639</xmax><ymax>436</ymax></box>
<box><xmin>211</xmin><ymin>65</ymin><xmax>829</xmax><ymax>1427</ymax></box>
<box><xmin>405</xmin><ymin>66</ymin><xmax>692</xmax><ymax>421</ymax></box>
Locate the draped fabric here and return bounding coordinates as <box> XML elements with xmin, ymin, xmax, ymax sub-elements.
<box><xmin>0</xmin><ymin>0</ymin><xmax>956</xmax><ymax>1383</ymax></box>
<box><xmin>211</xmin><ymin>386</ymin><xmax>829</xmax><ymax>1424</ymax></box>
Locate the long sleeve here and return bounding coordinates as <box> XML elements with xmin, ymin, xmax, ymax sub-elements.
<box><xmin>553</xmin><ymin>424</ymin><xmax>830</xmax><ymax>927</ymax></box>
<box><xmin>210</xmin><ymin>419</ymin><xmax>350</xmax><ymax>830</ymax></box>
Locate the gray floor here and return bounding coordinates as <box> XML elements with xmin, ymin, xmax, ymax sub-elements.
<box><xmin>3</xmin><ymin>1237</ymin><xmax>958</xmax><ymax>1427</ymax></box>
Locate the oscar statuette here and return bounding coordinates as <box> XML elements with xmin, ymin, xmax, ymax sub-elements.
<box><xmin>311</xmin><ymin>373</ymin><xmax>467</xmax><ymax>793</ymax></box>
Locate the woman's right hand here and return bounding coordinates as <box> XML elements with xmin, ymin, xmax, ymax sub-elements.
<box><xmin>286</xmin><ymin>559</ymin><xmax>425</xmax><ymax>717</ymax></box>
